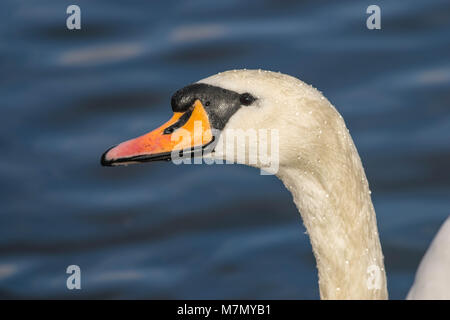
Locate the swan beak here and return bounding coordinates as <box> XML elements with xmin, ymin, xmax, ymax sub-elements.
<box><xmin>101</xmin><ymin>100</ymin><xmax>213</xmax><ymax>166</ymax></box>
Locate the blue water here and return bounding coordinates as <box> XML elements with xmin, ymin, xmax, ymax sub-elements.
<box><xmin>0</xmin><ymin>0</ymin><xmax>449</xmax><ymax>299</ymax></box>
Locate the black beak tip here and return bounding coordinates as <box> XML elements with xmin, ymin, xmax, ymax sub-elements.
<box><xmin>100</xmin><ymin>146</ymin><xmax>115</xmax><ymax>167</ymax></box>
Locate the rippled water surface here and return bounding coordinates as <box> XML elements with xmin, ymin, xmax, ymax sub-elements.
<box><xmin>1</xmin><ymin>0</ymin><xmax>449</xmax><ymax>299</ymax></box>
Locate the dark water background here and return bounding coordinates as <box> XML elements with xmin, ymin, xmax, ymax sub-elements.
<box><xmin>1</xmin><ymin>0</ymin><xmax>449</xmax><ymax>299</ymax></box>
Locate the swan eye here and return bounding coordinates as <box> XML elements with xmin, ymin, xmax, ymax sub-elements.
<box><xmin>240</xmin><ymin>93</ymin><xmax>256</xmax><ymax>106</ymax></box>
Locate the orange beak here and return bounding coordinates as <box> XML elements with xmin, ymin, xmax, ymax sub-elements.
<box><xmin>101</xmin><ymin>100</ymin><xmax>214</xmax><ymax>166</ymax></box>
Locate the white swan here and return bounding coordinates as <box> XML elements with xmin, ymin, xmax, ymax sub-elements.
<box><xmin>407</xmin><ymin>217</ymin><xmax>450</xmax><ymax>299</ymax></box>
<box><xmin>101</xmin><ymin>69</ymin><xmax>449</xmax><ymax>300</ymax></box>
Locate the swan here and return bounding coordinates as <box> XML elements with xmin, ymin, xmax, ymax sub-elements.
<box><xmin>101</xmin><ymin>69</ymin><xmax>449</xmax><ymax>300</ymax></box>
<box><xmin>407</xmin><ymin>216</ymin><xmax>450</xmax><ymax>299</ymax></box>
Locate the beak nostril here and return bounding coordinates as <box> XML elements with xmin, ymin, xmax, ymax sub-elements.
<box><xmin>162</xmin><ymin>107</ymin><xmax>194</xmax><ymax>135</ymax></box>
<box><xmin>163</xmin><ymin>127</ymin><xmax>175</xmax><ymax>134</ymax></box>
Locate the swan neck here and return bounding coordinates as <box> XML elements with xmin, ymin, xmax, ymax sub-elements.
<box><xmin>277</xmin><ymin>147</ymin><xmax>388</xmax><ymax>299</ymax></box>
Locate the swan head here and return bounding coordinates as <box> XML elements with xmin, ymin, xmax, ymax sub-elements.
<box><xmin>100</xmin><ymin>70</ymin><xmax>388</xmax><ymax>299</ymax></box>
<box><xmin>101</xmin><ymin>69</ymin><xmax>346</xmax><ymax>176</ymax></box>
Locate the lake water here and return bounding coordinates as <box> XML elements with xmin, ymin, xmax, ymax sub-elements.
<box><xmin>0</xmin><ymin>0</ymin><xmax>449</xmax><ymax>299</ymax></box>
